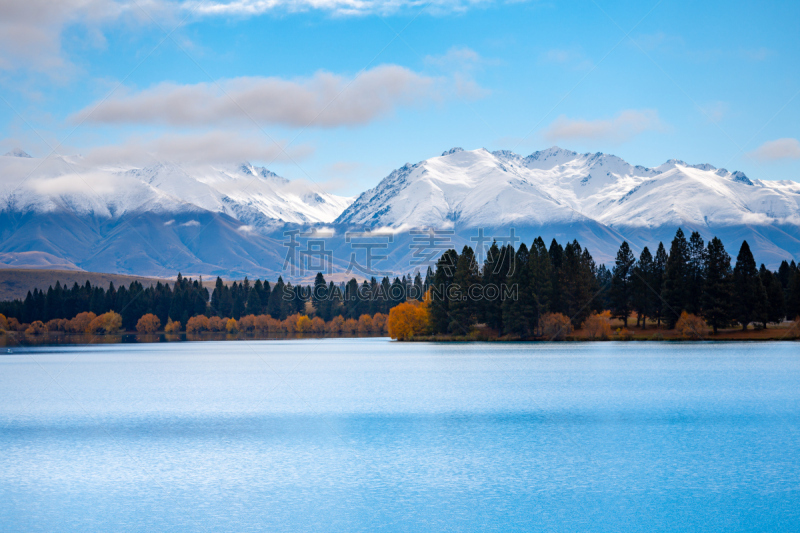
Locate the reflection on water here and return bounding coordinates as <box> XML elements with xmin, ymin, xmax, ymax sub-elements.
<box><xmin>1</xmin><ymin>339</ymin><xmax>799</xmax><ymax>532</ymax></box>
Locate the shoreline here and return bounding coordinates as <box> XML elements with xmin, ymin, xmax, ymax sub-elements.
<box><xmin>2</xmin><ymin>328</ymin><xmax>797</xmax><ymax>347</ymax></box>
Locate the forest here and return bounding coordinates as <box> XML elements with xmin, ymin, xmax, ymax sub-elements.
<box><xmin>1</xmin><ymin>228</ymin><xmax>799</xmax><ymax>339</ymax></box>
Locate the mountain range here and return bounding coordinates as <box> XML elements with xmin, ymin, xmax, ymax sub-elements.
<box><xmin>1</xmin><ymin>147</ymin><xmax>799</xmax><ymax>279</ymax></box>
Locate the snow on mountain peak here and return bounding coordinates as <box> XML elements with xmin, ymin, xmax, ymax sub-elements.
<box><xmin>441</xmin><ymin>147</ymin><xmax>464</xmax><ymax>156</ymax></box>
<box><xmin>4</xmin><ymin>148</ymin><xmax>32</xmax><ymax>158</ymax></box>
<box><xmin>335</xmin><ymin>146</ymin><xmax>800</xmax><ymax>231</ymax></box>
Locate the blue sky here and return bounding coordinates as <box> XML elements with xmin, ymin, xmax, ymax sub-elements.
<box><xmin>1</xmin><ymin>0</ymin><xmax>798</xmax><ymax>195</ymax></box>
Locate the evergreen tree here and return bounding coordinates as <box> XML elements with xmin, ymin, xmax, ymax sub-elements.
<box><xmin>528</xmin><ymin>237</ymin><xmax>552</xmax><ymax>334</ymax></box>
<box><xmin>449</xmin><ymin>246</ymin><xmax>481</xmax><ymax>333</ymax></box>
<box><xmin>652</xmin><ymin>242</ymin><xmax>668</xmax><ymax>327</ymax></box>
<box><xmin>268</xmin><ymin>277</ymin><xmax>287</xmax><ymax>319</ymax></box>
<box><xmin>759</xmin><ymin>265</ymin><xmax>785</xmax><ymax>327</ymax></box>
<box><xmin>686</xmin><ymin>231</ymin><xmax>707</xmax><ymax>314</ymax></box>
<box><xmin>732</xmin><ymin>241</ymin><xmax>767</xmax><ymax>330</ymax></box>
<box><xmin>502</xmin><ymin>243</ymin><xmax>532</xmax><ymax>335</ymax></box>
<box><xmin>610</xmin><ymin>241</ymin><xmax>636</xmax><ymax>327</ymax></box>
<box><xmin>702</xmin><ymin>237</ymin><xmax>733</xmax><ymax>334</ymax></box>
<box><xmin>662</xmin><ymin>228</ymin><xmax>690</xmax><ymax>328</ymax></box>
<box><xmin>429</xmin><ymin>249</ymin><xmax>459</xmax><ymax>334</ymax></box>
<box><xmin>631</xmin><ymin>247</ymin><xmax>654</xmax><ymax>328</ymax></box>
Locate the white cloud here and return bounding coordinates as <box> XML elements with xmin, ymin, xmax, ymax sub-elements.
<box><xmin>189</xmin><ymin>0</ymin><xmax>499</xmax><ymax>16</ymax></box>
<box><xmin>0</xmin><ymin>0</ymin><xmax>167</xmax><ymax>74</ymax></box>
<box><xmin>82</xmin><ymin>130</ymin><xmax>313</xmax><ymax>165</ymax></box>
<box><xmin>748</xmin><ymin>138</ymin><xmax>800</xmax><ymax>162</ymax></box>
<box><xmin>539</xmin><ymin>47</ymin><xmax>593</xmax><ymax>70</ymax></box>
<box><xmin>73</xmin><ymin>65</ymin><xmax>441</xmax><ymax>128</ymax></box>
<box><xmin>543</xmin><ymin>109</ymin><xmax>664</xmax><ymax>144</ymax></box>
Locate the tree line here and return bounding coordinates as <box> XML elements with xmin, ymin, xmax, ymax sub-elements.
<box><xmin>2</xmin><ymin>228</ymin><xmax>799</xmax><ymax>334</ymax></box>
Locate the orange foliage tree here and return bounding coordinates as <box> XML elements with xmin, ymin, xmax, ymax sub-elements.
<box><xmin>326</xmin><ymin>315</ymin><xmax>344</xmax><ymax>334</ymax></box>
<box><xmin>164</xmin><ymin>318</ymin><xmax>181</xmax><ymax>333</ymax></box>
<box><xmin>68</xmin><ymin>312</ymin><xmax>96</xmax><ymax>333</ymax></box>
<box><xmin>371</xmin><ymin>313</ymin><xmax>388</xmax><ymax>334</ymax></box>
<box><xmin>25</xmin><ymin>320</ymin><xmax>47</xmax><ymax>335</ymax></box>
<box><xmin>540</xmin><ymin>312</ymin><xmax>573</xmax><ymax>341</ymax></box>
<box><xmin>358</xmin><ymin>314</ymin><xmax>373</xmax><ymax>334</ymax></box>
<box><xmin>583</xmin><ymin>311</ymin><xmax>612</xmax><ymax>340</ymax></box>
<box><xmin>675</xmin><ymin>311</ymin><xmax>708</xmax><ymax>339</ymax></box>
<box><xmin>387</xmin><ymin>300</ymin><xmax>430</xmax><ymax>340</ymax></box>
<box><xmin>136</xmin><ymin>313</ymin><xmax>161</xmax><ymax>334</ymax></box>
<box><xmin>186</xmin><ymin>315</ymin><xmax>210</xmax><ymax>334</ymax></box>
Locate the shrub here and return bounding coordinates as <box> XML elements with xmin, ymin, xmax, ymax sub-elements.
<box><xmin>387</xmin><ymin>300</ymin><xmax>430</xmax><ymax>340</ymax></box>
<box><xmin>615</xmin><ymin>327</ymin><xmax>633</xmax><ymax>340</ymax></box>
<box><xmin>584</xmin><ymin>311</ymin><xmax>612</xmax><ymax>340</ymax></box>
<box><xmin>675</xmin><ymin>311</ymin><xmax>708</xmax><ymax>340</ymax></box>
<box><xmin>164</xmin><ymin>318</ymin><xmax>181</xmax><ymax>333</ymax></box>
<box><xmin>46</xmin><ymin>318</ymin><xmax>68</xmax><ymax>332</ymax></box>
<box><xmin>136</xmin><ymin>314</ymin><xmax>161</xmax><ymax>334</ymax></box>
<box><xmin>25</xmin><ymin>320</ymin><xmax>47</xmax><ymax>335</ymax></box>
<box><xmin>541</xmin><ymin>312</ymin><xmax>573</xmax><ymax>341</ymax></box>
<box><xmin>186</xmin><ymin>315</ymin><xmax>209</xmax><ymax>334</ymax></box>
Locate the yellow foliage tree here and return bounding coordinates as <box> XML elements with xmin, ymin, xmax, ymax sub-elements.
<box><xmin>387</xmin><ymin>300</ymin><xmax>430</xmax><ymax>340</ymax></box>
<box><xmin>136</xmin><ymin>313</ymin><xmax>161</xmax><ymax>334</ymax></box>
<box><xmin>296</xmin><ymin>315</ymin><xmax>313</xmax><ymax>333</ymax></box>
<box><xmin>225</xmin><ymin>318</ymin><xmax>239</xmax><ymax>333</ymax></box>
<box><xmin>164</xmin><ymin>318</ymin><xmax>181</xmax><ymax>333</ymax></box>
<box><xmin>0</xmin><ymin>313</ymin><xmax>8</xmax><ymax>331</ymax></box>
<box><xmin>343</xmin><ymin>318</ymin><xmax>358</xmax><ymax>334</ymax></box>
<box><xmin>87</xmin><ymin>311</ymin><xmax>122</xmax><ymax>334</ymax></box>
<box><xmin>675</xmin><ymin>311</ymin><xmax>708</xmax><ymax>340</ymax></box>
<box><xmin>541</xmin><ymin>312</ymin><xmax>573</xmax><ymax>341</ymax></box>
<box><xmin>584</xmin><ymin>311</ymin><xmax>612</xmax><ymax>340</ymax></box>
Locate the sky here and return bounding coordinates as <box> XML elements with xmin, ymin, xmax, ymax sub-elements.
<box><xmin>0</xmin><ymin>0</ymin><xmax>798</xmax><ymax>196</ymax></box>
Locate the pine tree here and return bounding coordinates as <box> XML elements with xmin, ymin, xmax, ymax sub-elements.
<box><xmin>686</xmin><ymin>231</ymin><xmax>707</xmax><ymax>314</ymax></box>
<box><xmin>502</xmin><ymin>243</ymin><xmax>532</xmax><ymax>335</ymax></box>
<box><xmin>449</xmin><ymin>246</ymin><xmax>481</xmax><ymax>333</ymax></box>
<box><xmin>610</xmin><ymin>241</ymin><xmax>636</xmax><ymax>327</ymax></box>
<box><xmin>529</xmin><ymin>237</ymin><xmax>552</xmax><ymax>334</ymax></box>
<box><xmin>702</xmin><ymin>237</ymin><xmax>733</xmax><ymax>334</ymax></box>
<box><xmin>429</xmin><ymin>249</ymin><xmax>458</xmax><ymax>334</ymax></box>
<box><xmin>732</xmin><ymin>241</ymin><xmax>767</xmax><ymax>330</ymax></box>
<box><xmin>662</xmin><ymin>228</ymin><xmax>690</xmax><ymax>328</ymax></box>
<box><xmin>759</xmin><ymin>265</ymin><xmax>785</xmax><ymax>327</ymax></box>
<box><xmin>631</xmin><ymin>247</ymin><xmax>654</xmax><ymax>328</ymax></box>
<box><xmin>652</xmin><ymin>242</ymin><xmax>668</xmax><ymax>327</ymax></box>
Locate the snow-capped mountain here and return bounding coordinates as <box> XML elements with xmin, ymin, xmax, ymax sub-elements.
<box><xmin>1</xmin><ymin>146</ymin><xmax>799</xmax><ymax>277</ymax></box>
<box><xmin>0</xmin><ymin>153</ymin><xmax>352</xmax><ymax>226</ymax></box>
<box><xmin>337</xmin><ymin>146</ymin><xmax>800</xmax><ymax>229</ymax></box>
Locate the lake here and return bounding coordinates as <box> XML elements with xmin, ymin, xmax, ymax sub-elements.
<box><xmin>1</xmin><ymin>339</ymin><xmax>799</xmax><ymax>532</ymax></box>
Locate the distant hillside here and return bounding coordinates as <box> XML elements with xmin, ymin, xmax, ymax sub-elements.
<box><xmin>0</xmin><ymin>269</ymin><xmax>176</xmax><ymax>301</ymax></box>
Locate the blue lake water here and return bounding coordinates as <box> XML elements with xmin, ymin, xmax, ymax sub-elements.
<box><xmin>1</xmin><ymin>338</ymin><xmax>799</xmax><ymax>532</ymax></box>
